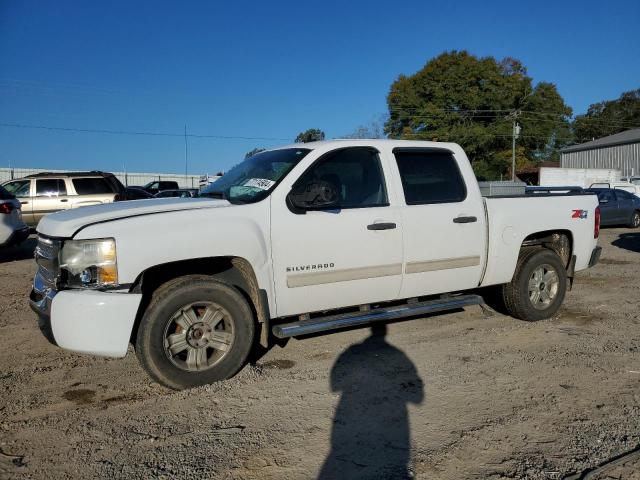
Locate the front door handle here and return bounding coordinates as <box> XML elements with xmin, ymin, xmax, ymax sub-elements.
<box><xmin>60</xmin><ymin>199</ymin><xmax>68</xmax><ymax>203</ymax></box>
<box><xmin>367</xmin><ymin>222</ymin><xmax>397</xmax><ymax>231</ymax></box>
<box><xmin>20</xmin><ymin>201</ymin><xmax>29</xmax><ymax>205</ymax></box>
<box><xmin>453</xmin><ymin>216</ymin><xmax>477</xmax><ymax>224</ymax></box>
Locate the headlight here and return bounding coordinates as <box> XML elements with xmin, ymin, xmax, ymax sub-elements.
<box><xmin>60</xmin><ymin>238</ymin><xmax>118</xmax><ymax>287</ymax></box>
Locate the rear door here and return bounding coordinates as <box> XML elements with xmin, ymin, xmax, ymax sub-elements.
<box><xmin>32</xmin><ymin>178</ymin><xmax>69</xmax><ymax>224</ymax></box>
<box><xmin>70</xmin><ymin>177</ymin><xmax>117</xmax><ymax>206</ymax></box>
<box><xmin>614</xmin><ymin>189</ymin><xmax>636</xmax><ymax>223</ymax></box>
<box><xmin>391</xmin><ymin>148</ymin><xmax>487</xmax><ymax>299</ymax></box>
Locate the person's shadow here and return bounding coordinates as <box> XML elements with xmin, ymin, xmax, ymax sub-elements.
<box><xmin>318</xmin><ymin>324</ymin><xmax>424</xmax><ymax>480</ymax></box>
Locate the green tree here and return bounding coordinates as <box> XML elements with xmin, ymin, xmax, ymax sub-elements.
<box><xmin>295</xmin><ymin>128</ymin><xmax>325</xmax><ymax>143</ymax></box>
<box><xmin>343</xmin><ymin>115</ymin><xmax>387</xmax><ymax>139</ymax></box>
<box><xmin>572</xmin><ymin>88</ymin><xmax>640</xmax><ymax>143</ymax></box>
<box><xmin>385</xmin><ymin>51</ymin><xmax>572</xmax><ymax>179</ymax></box>
<box><xmin>245</xmin><ymin>147</ymin><xmax>265</xmax><ymax>159</ymax></box>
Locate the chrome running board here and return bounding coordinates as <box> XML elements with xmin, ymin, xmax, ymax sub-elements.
<box><xmin>272</xmin><ymin>294</ymin><xmax>483</xmax><ymax>339</ymax></box>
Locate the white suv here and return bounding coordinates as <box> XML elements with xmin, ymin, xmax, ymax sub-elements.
<box><xmin>0</xmin><ymin>185</ymin><xmax>29</xmax><ymax>247</ymax></box>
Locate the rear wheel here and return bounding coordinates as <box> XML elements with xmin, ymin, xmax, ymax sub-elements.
<box><xmin>501</xmin><ymin>248</ymin><xmax>567</xmax><ymax>322</ymax></box>
<box><xmin>135</xmin><ymin>276</ymin><xmax>255</xmax><ymax>390</ymax></box>
<box><xmin>629</xmin><ymin>210</ymin><xmax>640</xmax><ymax>228</ymax></box>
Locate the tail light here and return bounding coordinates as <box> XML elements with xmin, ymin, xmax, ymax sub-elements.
<box><xmin>0</xmin><ymin>202</ymin><xmax>16</xmax><ymax>215</ymax></box>
<box><xmin>594</xmin><ymin>206</ymin><xmax>601</xmax><ymax>239</ymax></box>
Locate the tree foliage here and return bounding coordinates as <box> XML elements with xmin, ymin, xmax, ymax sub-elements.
<box><xmin>245</xmin><ymin>147</ymin><xmax>265</xmax><ymax>159</ymax></box>
<box><xmin>295</xmin><ymin>128</ymin><xmax>325</xmax><ymax>143</ymax></box>
<box><xmin>572</xmin><ymin>89</ymin><xmax>640</xmax><ymax>143</ymax></box>
<box><xmin>385</xmin><ymin>51</ymin><xmax>572</xmax><ymax>179</ymax></box>
<box><xmin>343</xmin><ymin>116</ymin><xmax>387</xmax><ymax>139</ymax></box>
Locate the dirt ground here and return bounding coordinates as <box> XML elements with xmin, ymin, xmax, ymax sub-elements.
<box><xmin>1</xmin><ymin>228</ymin><xmax>639</xmax><ymax>479</ymax></box>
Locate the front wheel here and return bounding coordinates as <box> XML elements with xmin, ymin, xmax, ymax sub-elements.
<box><xmin>501</xmin><ymin>248</ymin><xmax>567</xmax><ymax>322</ymax></box>
<box><xmin>629</xmin><ymin>210</ymin><xmax>640</xmax><ymax>228</ymax></box>
<box><xmin>135</xmin><ymin>276</ymin><xmax>255</xmax><ymax>390</ymax></box>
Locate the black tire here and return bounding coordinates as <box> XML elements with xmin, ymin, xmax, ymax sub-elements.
<box><xmin>629</xmin><ymin>210</ymin><xmax>640</xmax><ymax>229</ymax></box>
<box><xmin>135</xmin><ymin>275</ymin><xmax>255</xmax><ymax>390</ymax></box>
<box><xmin>501</xmin><ymin>248</ymin><xmax>567</xmax><ymax>322</ymax></box>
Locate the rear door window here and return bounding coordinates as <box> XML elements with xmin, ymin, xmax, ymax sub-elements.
<box><xmin>36</xmin><ymin>179</ymin><xmax>66</xmax><ymax>196</ymax></box>
<box><xmin>72</xmin><ymin>178</ymin><xmax>115</xmax><ymax>194</ymax></box>
<box><xmin>394</xmin><ymin>149</ymin><xmax>466</xmax><ymax>204</ymax></box>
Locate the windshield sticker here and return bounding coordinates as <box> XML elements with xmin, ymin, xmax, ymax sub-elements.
<box><xmin>243</xmin><ymin>178</ymin><xmax>275</xmax><ymax>190</ymax></box>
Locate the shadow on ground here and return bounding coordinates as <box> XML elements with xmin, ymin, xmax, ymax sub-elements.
<box><xmin>0</xmin><ymin>236</ymin><xmax>36</xmax><ymax>263</ymax></box>
<box><xmin>318</xmin><ymin>324</ymin><xmax>424</xmax><ymax>480</ymax></box>
<box><xmin>612</xmin><ymin>232</ymin><xmax>640</xmax><ymax>254</ymax></box>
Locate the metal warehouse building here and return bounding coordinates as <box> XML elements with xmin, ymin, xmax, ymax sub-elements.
<box><xmin>561</xmin><ymin>128</ymin><xmax>640</xmax><ymax>177</ymax></box>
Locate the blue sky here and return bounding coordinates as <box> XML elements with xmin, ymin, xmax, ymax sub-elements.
<box><xmin>1</xmin><ymin>0</ymin><xmax>639</xmax><ymax>174</ymax></box>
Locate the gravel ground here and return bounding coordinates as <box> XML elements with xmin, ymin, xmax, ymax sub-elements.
<box><xmin>1</xmin><ymin>228</ymin><xmax>639</xmax><ymax>479</ymax></box>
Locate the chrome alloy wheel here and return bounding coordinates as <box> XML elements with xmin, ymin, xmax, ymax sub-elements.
<box><xmin>528</xmin><ymin>264</ymin><xmax>560</xmax><ymax>310</ymax></box>
<box><xmin>163</xmin><ymin>302</ymin><xmax>234</xmax><ymax>371</ymax></box>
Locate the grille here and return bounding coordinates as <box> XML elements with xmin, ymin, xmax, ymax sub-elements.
<box><xmin>35</xmin><ymin>236</ymin><xmax>61</xmax><ymax>289</ymax></box>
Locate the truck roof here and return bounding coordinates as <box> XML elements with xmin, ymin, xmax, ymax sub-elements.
<box><xmin>271</xmin><ymin>138</ymin><xmax>462</xmax><ymax>151</ymax></box>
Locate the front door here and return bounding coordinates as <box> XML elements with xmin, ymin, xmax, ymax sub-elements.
<box><xmin>596</xmin><ymin>190</ymin><xmax>619</xmax><ymax>225</ymax></box>
<box><xmin>270</xmin><ymin>147</ymin><xmax>403</xmax><ymax>317</ymax></box>
<box><xmin>391</xmin><ymin>148</ymin><xmax>487</xmax><ymax>299</ymax></box>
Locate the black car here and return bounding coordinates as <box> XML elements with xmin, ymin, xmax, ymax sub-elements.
<box><xmin>118</xmin><ymin>187</ymin><xmax>154</xmax><ymax>201</ymax></box>
<box><xmin>153</xmin><ymin>188</ymin><xmax>199</xmax><ymax>199</ymax></box>
<box><xmin>139</xmin><ymin>180</ymin><xmax>180</xmax><ymax>195</ymax></box>
<box><xmin>585</xmin><ymin>188</ymin><xmax>640</xmax><ymax>228</ymax></box>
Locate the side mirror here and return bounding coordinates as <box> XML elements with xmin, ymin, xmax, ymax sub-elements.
<box><xmin>288</xmin><ymin>181</ymin><xmax>339</xmax><ymax>212</ymax></box>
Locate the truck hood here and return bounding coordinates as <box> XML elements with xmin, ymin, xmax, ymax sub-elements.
<box><xmin>37</xmin><ymin>197</ymin><xmax>231</xmax><ymax>238</ymax></box>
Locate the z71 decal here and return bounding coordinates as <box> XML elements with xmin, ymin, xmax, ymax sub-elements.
<box><xmin>572</xmin><ymin>209</ymin><xmax>588</xmax><ymax>219</ymax></box>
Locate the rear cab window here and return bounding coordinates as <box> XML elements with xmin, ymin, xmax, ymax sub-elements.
<box><xmin>393</xmin><ymin>149</ymin><xmax>466</xmax><ymax>204</ymax></box>
<box><xmin>72</xmin><ymin>178</ymin><xmax>116</xmax><ymax>195</ymax></box>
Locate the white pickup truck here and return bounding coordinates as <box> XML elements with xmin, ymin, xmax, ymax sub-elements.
<box><xmin>30</xmin><ymin>140</ymin><xmax>602</xmax><ymax>389</ymax></box>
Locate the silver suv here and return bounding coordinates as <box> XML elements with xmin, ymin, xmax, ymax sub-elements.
<box><xmin>2</xmin><ymin>171</ymin><xmax>124</xmax><ymax>227</ymax></box>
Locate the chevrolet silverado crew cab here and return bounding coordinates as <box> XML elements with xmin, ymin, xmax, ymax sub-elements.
<box><xmin>30</xmin><ymin>140</ymin><xmax>602</xmax><ymax>389</ymax></box>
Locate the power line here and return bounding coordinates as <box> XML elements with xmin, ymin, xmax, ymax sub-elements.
<box><xmin>0</xmin><ymin>122</ymin><xmax>290</xmax><ymax>141</ymax></box>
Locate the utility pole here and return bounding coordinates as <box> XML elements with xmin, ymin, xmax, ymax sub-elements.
<box><xmin>184</xmin><ymin>124</ymin><xmax>189</xmax><ymax>184</ymax></box>
<box><xmin>510</xmin><ymin>112</ymin><xmax>521</xmax><ymax>181</ymax></box>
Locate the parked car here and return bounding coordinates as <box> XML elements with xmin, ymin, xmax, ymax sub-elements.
<box><xmin>585</xmin><ymin>188</ymin><xmax>640</xmax><ymax>228</ymax></box>
<box><xmin>590</xmin><ymin>182</ymin><xmax>640</xmax><ymax>198</ymax></box>
<box><xmin>621</xmin><ymin>176</ymin><xmax>640</xmax><ymax>186</ymax></box>
<box><xmin>2</xmin><ymin>171</ymin><xmax>124</xmax><ymax>227</ymax></box>
<box><xmin>30</xmin><ymin>140</ymin><xmax>601</xmax><ymax>389</ymax></box>
<box><xmin>0</xmin><ymin>185</ymin><xmax>29</xmax><ymax>247</ymax></box>
<box><xmin>139</xmin><ymin>180</ymin><xmax>179</xmax><ymax>195</ymax></box>
<box><xmin>118</xmin><ymin>187</ymin><xmax>154</xmax><ymax>201</ymax></box>
<box><xmin>154</xmin><ymin>189</ymin><xmax>199</xmax><ymax>198</ymax></box>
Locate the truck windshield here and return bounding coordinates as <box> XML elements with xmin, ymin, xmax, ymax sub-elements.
<box><xmin>201</xmin><ymin>148</ymin><xmax>311</xmax><ymax>203</ymax></box>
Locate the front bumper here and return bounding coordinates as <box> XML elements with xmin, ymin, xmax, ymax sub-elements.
<box><xmin>589</xmin><ymin>246</ymin><xmax>602</xmax><ymax>268</ymax></box>
<box><xmin>30</xmin><ymin>271</ymin><xmax>142</xmax><ymax>357</ymax></box>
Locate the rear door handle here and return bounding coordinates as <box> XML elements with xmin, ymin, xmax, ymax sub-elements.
<box><xmin>453</xmin><ymin>216</ymin><xmax>477</xmax><ymax>224</ymax></box>
<box><xmin>367</xmin><ymin>222</ymin><xmax>396</xmax><ymax>231</ymax></box>
<box><xmin>20</xmin><ymin>201</ymin><xmax>29</xmax><ymax>205</ymax></box>
<box><xmin>60</xmin><ymin>199</ymin><xmax>68</xmax><ymax>203</ymax></box>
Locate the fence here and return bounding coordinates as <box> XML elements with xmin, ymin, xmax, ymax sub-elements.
<box><xmin>0</xmin><ymin>167</ymin><xmax>203</xmax><ymax>188</ymax></box>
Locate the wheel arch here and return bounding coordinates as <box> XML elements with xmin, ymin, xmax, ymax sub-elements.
<box><xmin>129</xmin><ymin>256</ymin><xmax>271</xmax><ymax>348</ymax></box>
<box><xmin>520</xmin><ymin>229</ymin><xmax>573</xmax><ymax>268</ymax></box>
